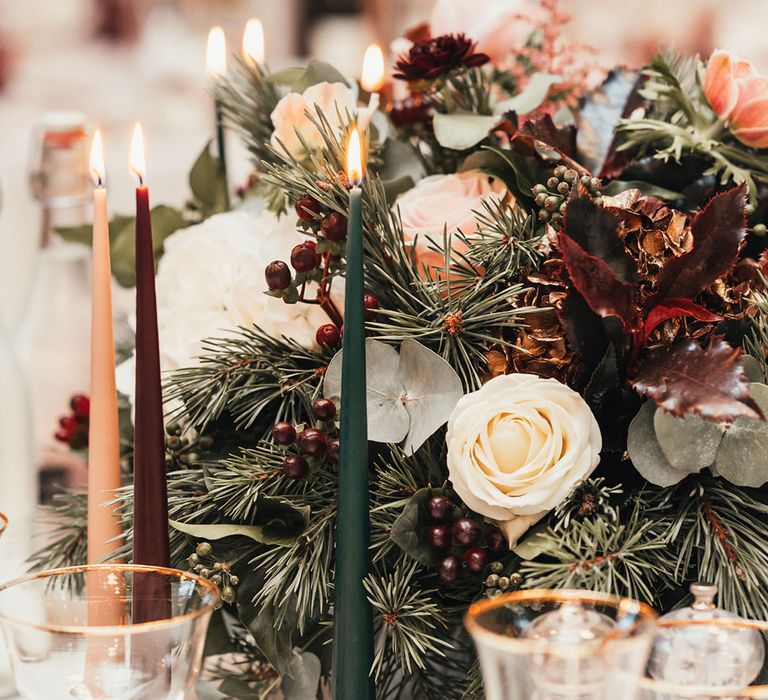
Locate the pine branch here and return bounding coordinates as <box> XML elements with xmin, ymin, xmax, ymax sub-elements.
<box><xmin>744</xmin><ymin>287</ymin><xmax>768</xmax><ymax>382</ymax></box>
<box><xmin>27</xmin><ymin>488</ymin><xmax>88</xmax><ymax>572</ymax></box>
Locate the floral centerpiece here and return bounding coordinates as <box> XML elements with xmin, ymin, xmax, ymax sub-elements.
<box><xmin>43</xmin><ymin>0</ymin><xmax>768</xmax><ymax>697</ymax></box>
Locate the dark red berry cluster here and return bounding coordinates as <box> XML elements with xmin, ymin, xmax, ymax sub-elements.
<box><xmin>424</xmin><ymin>495</ymin><xmax>508</xmax><ymax>583</ymax></box>
<box><xmin>54</xmin><ymin>394</ymin><xmax>90</xmax><ymax>449</ymax></box>
<box><xmin>272</xmin><ymin>398</ymin><xmax>340</xmax><ymax>481</ymax></box>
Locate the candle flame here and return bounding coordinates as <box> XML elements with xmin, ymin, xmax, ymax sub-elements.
<box><xmin>129</xmin><ymin>122</ymin><xmax>146</xmax><ymax>183</ymax></box>
<box><xmin>361</xmin><ymin>43</ymin><xmax>385</xmax><ymax>93</ymax></box>
<box><xmin>242</xmin><ymin>18</ymin><xmax>265</xmax><ymax>64</ymax></box>
<box><xmin>90</xmin><ymin>129</ymin><xmax>105</xmax><ymax>185</ymax></box>
<box><xmin>346</xmin><ymin>128</ymin><xmax>364</xmax><ymax>186</ymax></box>
<box><xmin>206</xmin><ymin>26</ymin><xmax>227</xmax><ymax>78</ymax></box>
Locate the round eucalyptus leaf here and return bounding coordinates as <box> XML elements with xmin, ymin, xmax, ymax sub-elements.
<box><xmin>653</xmin><ymin>408</ymin><xmax>723</xmax><ymax>471</ymax></box>
<box><xmin>627</xmin><ymin>402</ymin><xmax>694</xmax><ymax>487</ymax></box>
<box><xmin>742</xmin><ymin>355</ymin><xmax>767</xmax><ymax>383</ymax></box>
<box><xmin>715</xmin><ymin>383</ymin><xmax>768</xmax><ymax>488</ymax></box>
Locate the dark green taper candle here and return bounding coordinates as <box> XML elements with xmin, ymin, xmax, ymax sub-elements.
<box><xmin>332</xmin><ymin>128</ymin><xmax>375</xmax><ymax>699</ymax></box>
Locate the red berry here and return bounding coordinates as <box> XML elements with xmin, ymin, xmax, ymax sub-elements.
<box><xmin>70</xmin><ymin>394</ymin><xmax>90</xmax><ymax>419</ymax></box>
<box><xmin>327</xmin><ymin>438</ymin><xmax>340</xmax><ymax>464</ymax></box>
<box><xmin>486</xmin><ymin>528</ymin><xmax>508</xmax><ymax>554</ymax></box>
<box><xmin>282</xmin><ymin>455</ymin><xmax>309</xmax><ymax>480</ymax></box>
<box><xmin>316</xmin><ymin>324</ymin><xmax>341</xmax><ymax>348</ymax></box>
<box><xmin>320</xmin><ymin>213</ymin><xmax>348</xmax><ymax>241</ymax></box>
<box><xmin>464</xmin><ymin>547</ymin><xmax>489</xmax><ymax>573</ymax></box>
<box><xmin>290</xmin><ymin>243</ymin><xmax>319</xmax><ymax>273</ymax></box>
<box><xmin>265</xmin><ymin>261</ymin><xmax>291</xmax><ymax>291</ymax></box>
<box><xmin>436</xmin><ymin>554</ymin><xmax>462</xmax><ymax>582</ymax></box>
<box><xmin>312</xmin><ymin>398</ymin><xmax>337</xmax><ymax>421</ymax></box>
<box><xmin>295</xmin><ymin>196</ymin><xmax>321</xmax><ymax>222</ymax></box>
<box><xmin>59</xmin><ymin>416</ymin><xmax>78</xmax><ymax>432</ymax></box>
<box><xmin>426</xmin><ymin>495</ymin><xmax>453</xmax><ymax>522</ymax></box>
<box><xmin>297</xmin><ymin>428</ymin><xmax>327</xmax><ymax>457</ymax></box>
<box><xmin>427</xmin><ymin>524</ymin><xmax>451</xmax><ymax>549</ymax></box>
<box><xmin>54</xmin><ymin>429</ymin><xmax>71</xmax><ymax>443</ymax></box>
<box><xmin>363</xmin><ymin>294</ymin><xmax>379</xmax><ymax>322</ymax></box>
<box><xmin>272</xmin><ymin>422</ymin><xmax>297</xmax><ymax>445</ymax></box>
<box><xmin>453</xmin><ymin>518</ymin><xmax>481</xmax><ymax>546</ymax></box>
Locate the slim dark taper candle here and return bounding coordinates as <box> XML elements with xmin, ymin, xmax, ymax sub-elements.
<box><xmin>129</xmin><ymin>122</ymin><xmax>170</xmax><ymax>571</ymax></box>
<box><xmin>331</xmin><ymin>128</ymin><xmax>374</xmax><ymax>699</ymax></box>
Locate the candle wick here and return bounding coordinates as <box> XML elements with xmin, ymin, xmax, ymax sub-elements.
<box><xmin>97</xmin><ymin>176</ymin><xmax>103</xmax><ymax>188</ymax></box>
<box><xmin>138</xmin><ymin>174</ymin><xmax>144</xmax><ymax>187</ymax></box>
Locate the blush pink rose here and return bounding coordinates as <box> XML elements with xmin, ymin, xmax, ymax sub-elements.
<box><xmin>704</xmin><ymin>50</ymin><xmax>768</xmax><ymax>149</ymax></box>
<box><xmin>394</xmin><ymin>171</ymin><xmax>506</xmax><ymax>273</ymax></box>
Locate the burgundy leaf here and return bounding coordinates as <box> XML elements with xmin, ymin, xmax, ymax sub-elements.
<box><xmin>643</xmin><ymin>298</ymin><xmax>723</xmax><ymax>341</ymax></box>
<box><xmin>558</xmin><ymin>232</ymin><xmax>638</xmax><ymax>331</ymax></box>
<box><xmin>653</xmin><ymin>184</ymin><xmax>747</xmax><ymax>304</ymax></box>
<box><xmin>520</xmin><ymin>114</ymin><xmax>577</xmax><ymax>159</ymax></box>
<box><xmin>630</xmin><ymin>337</ymin><xmax>763</xmax><ymax>422</ymax></box>
<box><xmin>563</xmin><ymin>193</ymin><xmax>635</xmax><ymax>281</ymax></box>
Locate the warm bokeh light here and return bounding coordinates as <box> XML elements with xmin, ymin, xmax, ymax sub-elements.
<box><xmin>90</xmin><ymin>129</ymin><xmax>105</xmax><ymax>185</ymax></box>
<box><xmin>346</xmin><ymin>127</ymin><xmax>364</xmax><ymax>186</ymax></box>
<box><xmin>361</xmin><ymin>43</ymin><xmax>385</xmax><ymax>93</ymax></box>
<box><xmin>129</xmin><ymin>122</ymin><xmax>146</xmax><ymax>182</ymax></box>
<box><xmin>242</xmin><ymin>18</ymin><xmax>265</xmax><ymax>64</ymax></box>
<box><xmin>206</xmin><ymin>26</ymin><xmax>227</xmax><ymax>78</ymax></box>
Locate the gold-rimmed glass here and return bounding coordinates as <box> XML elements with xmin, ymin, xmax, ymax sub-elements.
<box><xmin>465</xmin><ymin>589</ymin><xmax>658</xmax><ymax>700</ymax></box>
<box><xmin>0</xmin><ymin>564</ymin><xmax>219</xmax><ymax>700</ymax></box>
<box><xmin>0</xmin><ymin>514</ymin><xmax>7</xmax><ymax>539</ymax></box>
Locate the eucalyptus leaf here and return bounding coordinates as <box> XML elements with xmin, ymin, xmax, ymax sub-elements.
<box><xmin>189</xmin><ymin>141</ymin><xmax>228</xmax><ymax>216</ymax></box>
<box><xmin>267</xmin><ymin>66</ymin><xmax>306</xmax><ymax>87</ymax></box>
<box><xmin>244</xmin><ymin>598</ymin><xmax>298</xmax><ymax>675</ymax></box>
<box><xmin>281</xmin><ymin>651</ymin><xmax>322</xmax><ymax>700</ymax></box>
<box><xmin>295</xmin><ymin>60</ymin><xmax>350</xmax><ymax>92</ymax></box>
<box><xmin>433</xmin><ymin>112</ymin><xmax>499</xmax><ymax>151</ymax></box>
<box><xmin>459</xmin><ymin>146</ymin><xmax>538</xmax><ymax>199</ymax></box>
<box><xmin>169</xmin><ymin>520</ymin><xmax>300</xmax><ymax>547</ymax></box>
<box><xmin>398</xmin><ymin>338</ymin><xmax>463</xmax><ymax>455</ymax></box>
<box><xmin>627</xmin><ymin>401</ymin><xmax>697</xmax><ymax>486</ymax></box>
<box><xmin>653</xmin><ymin>408</ymin><xmax>723</xmax><ymax>472</ymax></box>
<box><xmin>512</xmin><ymin>523</ymin><xmax>558</xmax><ymax>560</ymax></box>
<box><xmin>715</xmin><ymin>383</ymin><xmax>768</xmax><ymax>487</ymax></box>
<box><xmin>496</xmin><ymin>73</ymin><xmax>561</xmax><ymax>116</ymax></box>
<box><xmin>324</xmin><ymin>338</ymin><xmax>409</xmax><ymax>443</ymax></box>
<box><xmin>743</xmin><ymin>355</ymin><xmax>767</xmax><ymax>383</ymax></box>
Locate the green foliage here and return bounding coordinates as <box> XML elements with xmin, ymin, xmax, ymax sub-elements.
<box><xmin>27</xmin><ymin>488</ymin><xmax>88</xmax><ymax>572</ymax></box>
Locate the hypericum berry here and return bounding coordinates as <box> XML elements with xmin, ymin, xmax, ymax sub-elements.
<box><xmin>54</xmin><ymin>429</ymin><xmax>70</xmax><ymax>443</ymax></box>
<box><xmin>453</xmin><ymin>517</ymin><xmax>481</xmax><ymax>546</ymax></box>
<box><xmin>297</xmin><ymin>428</ymin><xmax>327</xmax><ymax>457</ymax></box>
<box><xmin>316</xmin><ymin>323</ymin><xmax>341</xmax><ymax>348</ymax></box>
<box><xmin>272</xmin><ymin>422</ymin><xmax>297</xmax><ymax>445</ymax></box>
<box><xmin>426</xmin><ymin>495</ymin><xmax>453</xmax><ymax>522</ymax></box>
<box><xmin>70</xmin><ymin>394</ymin><xmax>90</xmax><ymax>419</ymax></box>
<box><xmin>320</xmin><ymin>212</ymin><xmax>347</xmax><ymax>241</ymax></box>
<box><xmin>290</xmin><ymin>243</ymin><xmax>319</xmax><ymax>273</ymax></box>
<box><xmin>295</xmin><ymin>195</ymin><xmax>321</xmax><ymax>222</ymax></box>
<box><xmin>265</xmin><ymin>261</ymin><xmax>292</xmax><ymax>291</ymax></box>
<box><xmin>312</xmin><ymin>398</ymin><xmax>337</xmax><ymax>421</ymax></box>
<box><xmin>486</xmin><ymin>527</ymin><xmax>508</xmax><ymax>554</ymax></box>
<box><xmin>363</xmin><ymin>294</ymin><xmax>379</xmax><ymax>322</ymax></box>
<box><xmin>221</xmin><ymin>585</ymin><xmax>236</xmax><ymax>604</ymax></box>
<box><xmin>464</xmin><ymin>547</ymin><xmax>489</xmax><ymax>573</ymax></box>
<box><xmin>326</xmin><ymin>438</ymin><xmax>340</xmax><ymax>464</ymax></box>
<box><xmin>59</xmin><ymin>416</ymin><xmax>78</xmax><ymax>433</ymax></box>
<box><xmin>427</xmin><ymin>524</ymin><xmax>451</xmax><ymax>549</ymax></box>
<box><xmin>196</xmin><ymin>542</ymin><xmax>212</xmax><ymax>557</ymax></box>
<box><xmin>282</xmin><ymin>455</ymin><xmax>309</xmax><ymax>480</ymax></box>
<box><xmin>436</xmin><ymin>554</ymin><xmax>462</xmax><ymax>582</ymax></box>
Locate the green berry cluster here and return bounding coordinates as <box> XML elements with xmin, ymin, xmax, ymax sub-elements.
<box><xmin>187</xmin><ymin>541</ymin><xmax>239</xmax><ymax>606</ymax></box>
<box><xmin>532</xmin><ymin>165</ymin><xmax>602</xmax><ymax>229</ymax></box>
<box><xmin>165</xmin><ymin>423</ymin><xmax>214</xmax><ymax>469</ymax></box>
<box><xmin>484</xmin><ymin>565</ymin><xmax>523</xmax><ymax>598</ymax></box>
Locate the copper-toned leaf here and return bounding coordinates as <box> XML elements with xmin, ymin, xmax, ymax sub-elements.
<box><xmin>563</xmin><ymin>193</ymin><xmax>635</xmax><ymax>281</ymax></box>
<box><xmin>520</xmin><ymin>114</ymin><xmax>577</xmax><ymax>159</ymax></box>
<box><xmin>653</xmin><ymin>185</ymin><xmax>747</xmax><ymax>304</ymax></box>
<box><xmin>558</xmin><ymin>232</ymin><xmax>638</xmax><ymax>331</ymax></box>
<box><xmin>630</xmin><ymin>338</ymin><xmax>763</xmax><ymax>422</ymax></box>
<box><xmin>558</xmin><ymin>290</ymin><xmax>608</xmax><ymax>368</ymax></box>
<box><xmin>643</xmin><ymin>298</ymin><xmax>723</xmax><ymax>341</ymax></box>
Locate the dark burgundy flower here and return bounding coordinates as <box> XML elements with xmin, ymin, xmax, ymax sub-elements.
<box><xmin>394</xmin><ymin>33</ymin><xmax>489</xmax><ymax>83</ymax></box>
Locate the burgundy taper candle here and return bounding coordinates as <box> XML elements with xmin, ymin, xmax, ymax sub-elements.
<box><xmin>130</xmin><ymin>123</ymin><xmax>170</xmax><ymax>570</ymax></box>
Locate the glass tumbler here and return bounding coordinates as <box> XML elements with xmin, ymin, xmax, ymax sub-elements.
<box><xmin>0</xmin><ymin>564</ymin><xmax>219</xmax><ymax>700</ymax></box>
<box><xmin>465</xmin><ymin>589</ymin><xmax>658</xmax><ymax>700</ymax></box>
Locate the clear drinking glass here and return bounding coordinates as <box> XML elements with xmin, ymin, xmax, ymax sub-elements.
<box><xmin>631</xmin><ymin>617</ymin><xmax>768</xmax><ymax>700</ymax></box>
<box><xmin>0</xmin><ymin>564</ymin><xmax>219</xmax><ymax>700</ymax></box>
<box><xmin>465</xmin><ymin>589</ymin><xmax>658</xmax><ymax>700</ymax></box>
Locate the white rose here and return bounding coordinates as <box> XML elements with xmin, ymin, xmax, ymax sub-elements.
<box><xmin>270</xmin><ymin>81</ymin><xmax>362</xmax><ymax>161</ymax></box>
<box><xmin>446</xmin><ymin>373</ymin><xmax>602</xmax><ymax>544</ymax></box>
<box><xmin>430</xmin><ymin>0</ymin><xmax>537</xmax><ymax>64</ymax></box>
<box><xmin>394</xmin><ymin>171</ymin><xmax>506</xmax><ymax>271</ymax></box>
<box><xmin>116</xmin><ymin>207</ymin><xmax>342</xmax><ymax>410</ymax></box>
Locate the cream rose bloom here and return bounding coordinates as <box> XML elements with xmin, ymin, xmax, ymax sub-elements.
<box><xmin>446</xmin><ymin>373</ymin><xmax>602</xmax><ymax>544</ymax></box>
<box><xmin>394</xmin><ymin>171</ymin><xmax>506</xmax><ymax>270</ymax></box>
<box><xmin>271</xmin><ymin>81</ymin><xmax>374</xmax><ymax>161</ymax></box>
